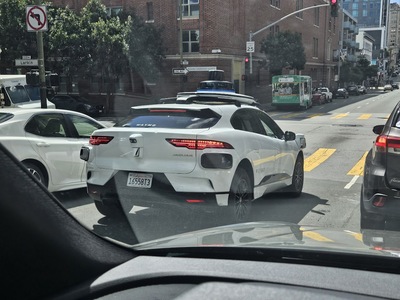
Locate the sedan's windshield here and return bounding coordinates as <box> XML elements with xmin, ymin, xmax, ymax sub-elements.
<box><xmin>3</xmin><ymin>0</ymin><xmax>400</xmax><ymax>261</ymax></box>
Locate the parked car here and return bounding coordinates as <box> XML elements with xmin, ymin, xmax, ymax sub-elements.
<box><xmin>316</xmin><ymin>87</ymin><xmax>333</xmax><ymax>102</ymax></box>
<box><xmin>333</xmin><ymin>88</ymin><xmax>349</xmax><ymax>99</ymax></box>
<box><xmin>312</xmin><ymin>90</ymin><xmax>326</xmax><ymax>105</ymax></box>
<box><xmin>0</xmin><ymin>108</ymin><xmax>106</xmax><ymax>192</ymax></box>
<box><xmin>347</xmin><ymin>85</ymin><xmax>359</xmax><ymax>95</ymax></box>
<box><xmin>384</xmin><ymin>84</ymin><xmax>394</xmax><ymax>92</ymax></box>
<box><xmin>392</xmin><ymin>83</ymin><xmax>399</xmax><ymax>90</ymax></box>
<box><xmin>357</xmin><ymin>85</ymin><xmax>367</xmax><ymax>94</ymax></box>
<box><xmin>50</xmin><ymin>94</ymin><xmax>104</xmax><ymax>117</ymax></box>
<box><xmin>81</xmin><ymin>92</ymin><xmax>306</xmax><ymax>221</ymax></box>
<box><xmin>361</xmin><ymin>100</ymin><xmax>400</xmax><ymax>230</ymax></box>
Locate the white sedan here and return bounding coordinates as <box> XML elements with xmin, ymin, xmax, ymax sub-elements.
<box><xmin>81</xmin><ymin>92</ymin><xmax>306</xmax><ymax>221</ymax></box>
<box><xmin>0</xmin><ymin>108</ymin><xmax>105</xmax><ymax>192</ymax></box>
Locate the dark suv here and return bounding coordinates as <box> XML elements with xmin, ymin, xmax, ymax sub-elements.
<box><xmin>361</xmin><ymin>101</ymin><xmax>400</xmax><ymax>230</ymax></box>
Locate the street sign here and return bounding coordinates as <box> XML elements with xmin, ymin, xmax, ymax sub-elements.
<box><xmin>172</xmin><ymin>68</ymin><xmax>189</xmax><ymax>75</ymax></box>
<box><xmin>15</xmin><ymin>59</ymin><xmax>38</xmax><ymax>66</ymax></box>
<box><xmin>246</xmin><ymin>41</ymin><xmax>255</xmax><ymax>53</ymax></box>
<box><xmin>26</xmin><ymin>5</ymin><xmax>48</xmax><ymax>32</ymax></box>
<box><xmin>186</xmin><ymin>66</ymin><xmax>216</xmax><ymax>72</ymax></box>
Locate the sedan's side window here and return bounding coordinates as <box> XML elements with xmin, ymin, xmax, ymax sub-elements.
<box><xmin>67</xmin><ymin>115</ymin><xmax>104</xmax><ymax>138</ymax></box>
<box><xmin>231</xmin><ymin>109</ymin><xmax>266</xmax><ymax>135</ymax></box>
<box><xmin>25</xmin><ymin>114</ymin><xmax>67</xmax><ymax>137</ymax></box>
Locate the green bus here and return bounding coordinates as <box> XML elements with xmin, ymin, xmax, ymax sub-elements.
<box><xmin>272</xmin><ymin>75</ymin><xmax>312</xmax><ymax>109</ymax></box>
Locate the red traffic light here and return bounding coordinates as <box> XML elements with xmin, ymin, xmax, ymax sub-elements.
<box><xmin>330</xmin><ymin>0</ymin><xmax>337</xmax><ymax>4</ymax></box>
<box><xmin>245</xmin><ymin>57</ymin><xmax>249</xmax><ymax>63</ymax></box>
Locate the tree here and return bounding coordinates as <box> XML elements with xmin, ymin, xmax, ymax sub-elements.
<box><xmin>356</xmin><ymin>55</ymin><xmax>378</xmax><ymax>81</ymax></box>
<box><xmin>260</xmin><ymin>31</ymin><xmax>306</xmax><ymax>75</ymax></box>
<box><xmin>0</xmin><ymin>0</ymin><xmax>37</xmax><ymax>73</ymax></box>
<box><xmin>124</xmin><ymin>14</ymin><xmax>166</xmax><ymax>85</ymax></box>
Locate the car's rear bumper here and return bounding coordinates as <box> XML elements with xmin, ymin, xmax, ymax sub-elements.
<box><xmin>362</xmin><ymin>161</ymin><xmax>400</xmax><ymax>219</ymax></box>
<box><xmin>87</xmin><ymin>171</ymin><xmax>221</xmax><ymax>209</ymax></box>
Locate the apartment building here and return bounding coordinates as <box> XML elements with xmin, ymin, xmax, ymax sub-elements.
<box><xmin>50</xmin><ymin>0</ymin><xmax>340</xmax><ymax>101</ymax></box>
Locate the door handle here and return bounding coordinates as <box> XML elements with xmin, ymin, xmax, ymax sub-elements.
<box><xmin>36</xmin><ymin>142</ymin><xmax>50</xmax><ymax>147</ymax></box>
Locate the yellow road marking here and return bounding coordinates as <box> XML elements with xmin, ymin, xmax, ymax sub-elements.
<box><xmin>385</xmin><ymin>114</ymin><xmax>390</xmax><ymax>119</ymax></box>
<box><xmin>345</xmin><ymin>230</ymin><xmax>363</xmax><ymax>242</ymax></box>
<box><xmin>357</xmin><ymin>114</ymin><xmax>371</xmax><ymax>120</ymax></box>
<box><xmin>331</xmin><ymin>113</ymin><xmax>349</xmax><ymax>119</ymax></box>
<box><xmin>308</xmin><ymin>113</ymin><xmax>323</xmax><ymax>118</ymax></box>
<box><xmin>281</xmin><ymin>113</ymin><xmax>301</xmax><ymax>119</ymax></box>
<box><xmin>304</xmin><ymin>148</ymin><xmax>336</xmax><ymax>172</ymax></box>
<box><xmin>347</xmin><ymin>151</ymin><xmax>368</xmax><ymax>176</ymax></box>
<box><xmin>300</xmin><ymin>228</ymin><xmax>333</xmax><ymax>242</ymax></box>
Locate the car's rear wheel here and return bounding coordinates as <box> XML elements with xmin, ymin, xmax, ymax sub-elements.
<box><xmin>94</xmin><ymin>200</ymin><xmax>124</xmax><ymax>217</ymax></box>
<box><xmin>23</xmin><ymin>162</ymin><xmax>48</xmax><ymax>188</ymax></box>
<box><xmin>228</xmin><ymin>167</ymin><xmax>253</xmax><ymax>222</ymax></box>
<box><xmin>287</xmin><ymin>155</ymin><xmax>304</xmax><ymax>197</ymax></box>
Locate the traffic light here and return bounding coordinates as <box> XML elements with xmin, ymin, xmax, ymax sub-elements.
<box><xmin>330</xmin><ymin>0</ymin><xmax>338</xmax><ymax>18</ymax></box>
<box><xmin>245</xmin><ymin>57</ymin><xmax>249</xmax><ymax>63</ymax></box>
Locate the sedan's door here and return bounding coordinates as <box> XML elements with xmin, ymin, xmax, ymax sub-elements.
<box><xmin>25</xmin><ymin>113</ymin><xmax>83</xmax><ymax>187</ymax></box>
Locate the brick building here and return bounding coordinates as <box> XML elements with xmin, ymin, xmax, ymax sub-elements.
<box><xmin>51</xmin><ymin>0</ymin><xmax>340</xmax><ymax>103</ymax></box>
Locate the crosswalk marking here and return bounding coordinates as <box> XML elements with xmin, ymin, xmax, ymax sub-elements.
<box><xmin>357</xmin><ymin>114</ymin><xmax>372</xmax><ymax>120</ymax></box>
<box><xmin>331</xmin><ymin>113</ymin><xmax>349</xmax><ymax>119</ymax></box>
<box><xmin>304</xmin><ymin>148</ymin><xmax>336</xmax><ymax>172</ymax></box>
<box><xmin>300</xmin><ymin>227</ymin><xmax>333</xmax><ymax>242</ymax></box>
<box><xmin>347</xmin><ymin>151</ymin><xmax>368</xmax><ymax>176</ymax></box>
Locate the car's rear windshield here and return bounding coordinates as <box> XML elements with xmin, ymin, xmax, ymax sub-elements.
<box><xmin>0</xmin><ymin>113</ymin><xmax>14</xmax><ymax>124</ymax></box>
<box><xmin>115</xmin><ymin>108</ymin><xmax>221</xmax><ymax>129</ymax></box>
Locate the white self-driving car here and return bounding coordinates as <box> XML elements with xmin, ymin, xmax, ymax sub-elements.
<box><xmin>81</xmin><ymin>92</ymin><xmax>306</xmax><ymax>221</ymax></box>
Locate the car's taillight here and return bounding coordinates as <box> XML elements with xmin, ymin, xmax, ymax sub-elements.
<box><xmin>375</xmin><ymin>135</ymin><xmax>400</xmax><ymax>152</ymax></box>
<box><xmin>166</xmin><ymin>139</ymin><xmax>233</xmax><ymax>150</ymax></box>
<box><xmin>90</xmin><ymin>136</ymin><xmax>114</xmax><ymax>145</ymax></box>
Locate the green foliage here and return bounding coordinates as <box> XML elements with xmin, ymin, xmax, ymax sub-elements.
<box><xmin>0</xmin><ymin>0</ymin><xmax>37</xmax><ymax>72</ymax></box>
<box><xmin>340</xmin><ymin>61</ymin><xmax>363</xmax><ymax>84</ymax></box>
<box><xmin>124</xmin><ymin>15</ymin><xmax>166</xmax><ymax>83</ymax></box>
<box><xmin>260</xmin><ymin>31</ymin><xmax>306</xmax><ymax>74</ymax></box>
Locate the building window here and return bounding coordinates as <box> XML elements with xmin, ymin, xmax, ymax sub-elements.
<box><xmin>314</xmin><ymin>7</ymin><xmax>319</xmax><ymax>26</ymax></box>
<box><xmin>106</xmin><ymin>6</ymin><xmax>122</xmax><ymax>18</ymax></box>
<box><xmin>269</xmin><ymin>25</ymin><xmax>279</xmax><ymax>36</ymax></box>
<box><xmin>183</xmin><ymin>30</ymin><xmax>199</xmax><ymax>53</ymax></box>
<box><xmin>296</xmin><ymin>0</ymin><xmax>303</xmax><ymax>18</ymax></box>
<box><xmin>313</xmin><ymin>38</ymin><xmax>318</xmax><ymax>58</ymax></box>
<box><xmin>147</xmin><ymin>2</ymin><xmax>154</xmax><ymax>21</ymax></box>
<box><xmin>181</xmin><ymin>0</ymin><xmax>199</xmax><ymax>18</ymax></box>
<box><xmin>270</xmin><ymin>0</ymin><xmax>280</xmax><ymax>8</ymax></box>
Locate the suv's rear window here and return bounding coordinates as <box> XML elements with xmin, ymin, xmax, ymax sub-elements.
<box><xmin>115</xmin><ymin>108</ymin><xmax>221</xmax><ymax>129</ymax></box>
<box><xmin>0</xmin><ymin>113</ymin><xmax>14</xmax><ymax>124</ymax></box>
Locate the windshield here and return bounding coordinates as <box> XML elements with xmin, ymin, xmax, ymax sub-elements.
<box><xmin>5</xmin><ymin>85</ymin><xmax>32</xmax><ymax>104</ymax></box>
<box><xmin>4</xmin><ymin>0</ymin><xmax>400</xmax><ymax>261</ymax></box>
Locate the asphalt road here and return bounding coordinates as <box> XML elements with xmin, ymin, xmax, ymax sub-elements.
<box><xmin>55</xmin><ymin>89</ymin><xmax>400</xmax><ymax>245</ymax></box>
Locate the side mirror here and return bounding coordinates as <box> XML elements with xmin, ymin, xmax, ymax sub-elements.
<box><xmin>373</xmin><ymin>125</ymin><xmax>384</xmax><ymax>135</ymax></box>
<box><xmin>284</xmin><ymin>131</ymin><xmax>296</xmax><ymax>141</ymax></box>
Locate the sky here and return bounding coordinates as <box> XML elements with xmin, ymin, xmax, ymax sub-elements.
<box><xmin>392</xmin><ymin>0</ymin><xmax>400</xmax><ymax>3</ymax></box>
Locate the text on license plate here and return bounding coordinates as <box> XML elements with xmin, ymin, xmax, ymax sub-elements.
<box><xmin>127</xmin><ymin>173</ymin><xmax>153</xmax><ymax>188</ymax></box>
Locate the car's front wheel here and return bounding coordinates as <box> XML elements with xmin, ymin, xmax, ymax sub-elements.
<box><xmin>287</xmin><ymin>155</ymin><xmax>304</xmax><ymax>197</ymax></box>
<box><xmin>23</xmin><ymin>162</ymin><xmax>48</xmax><ymax>188</ymax></box>
<box><xmin>228</xmin><ymin>167</ymin><xmax>253</xmax><ymax>222</ymax></box>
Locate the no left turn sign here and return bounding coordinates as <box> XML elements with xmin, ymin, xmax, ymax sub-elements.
<box><xmin>26</xmin><ymin>5</ymin><xmax>48</xmax><ymax>32</ymax></box>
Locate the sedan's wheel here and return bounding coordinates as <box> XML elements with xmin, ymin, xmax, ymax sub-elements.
<box><xmin>228</xmin><ymin>167</ymin><xmax>253</xmax><ymax>222</ymax></box>
<box><xmin>288</xmin><ymin>156</ymin><xmax>304</xmax><ymax>197</ymax></box>
<box><xmin>23</xmin><ymin>162</ymin><xmax>48</xmax><ymax>188</ymax></box>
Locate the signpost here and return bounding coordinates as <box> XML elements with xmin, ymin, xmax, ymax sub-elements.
<box><xmin>26</xmin><ymin>3</ymin><xmax>47</xmax><ymax>108</ymax></box>
<box><xmin>172</xmin><ymin>68</ymin><xmax>189</xmax><ymax>75</ymax></box>
<box><xmin>15</xmin><ymin>59</ymin><xmax>39</xmax><ymax>66</ymax></box>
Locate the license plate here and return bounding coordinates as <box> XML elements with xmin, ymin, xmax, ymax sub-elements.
<box><xmin>127</xmin><ymin>173</ymin><xmax>153</xmax><ymax>188</ymax></box>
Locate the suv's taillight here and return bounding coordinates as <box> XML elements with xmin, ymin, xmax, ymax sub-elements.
<box><xmin>375</xmin><ymin>135</ymin><xmax>400</xmax><ymax>152</ymax></box>
<box><xmin>166</xmin><ymin>139</ymin><xmax>233</xmax><ymax>150</ymax></box>
<box><xmin>90</xmin><ymin>136</ymin><xmax>114</xmax><ymax>145</ymax></box>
